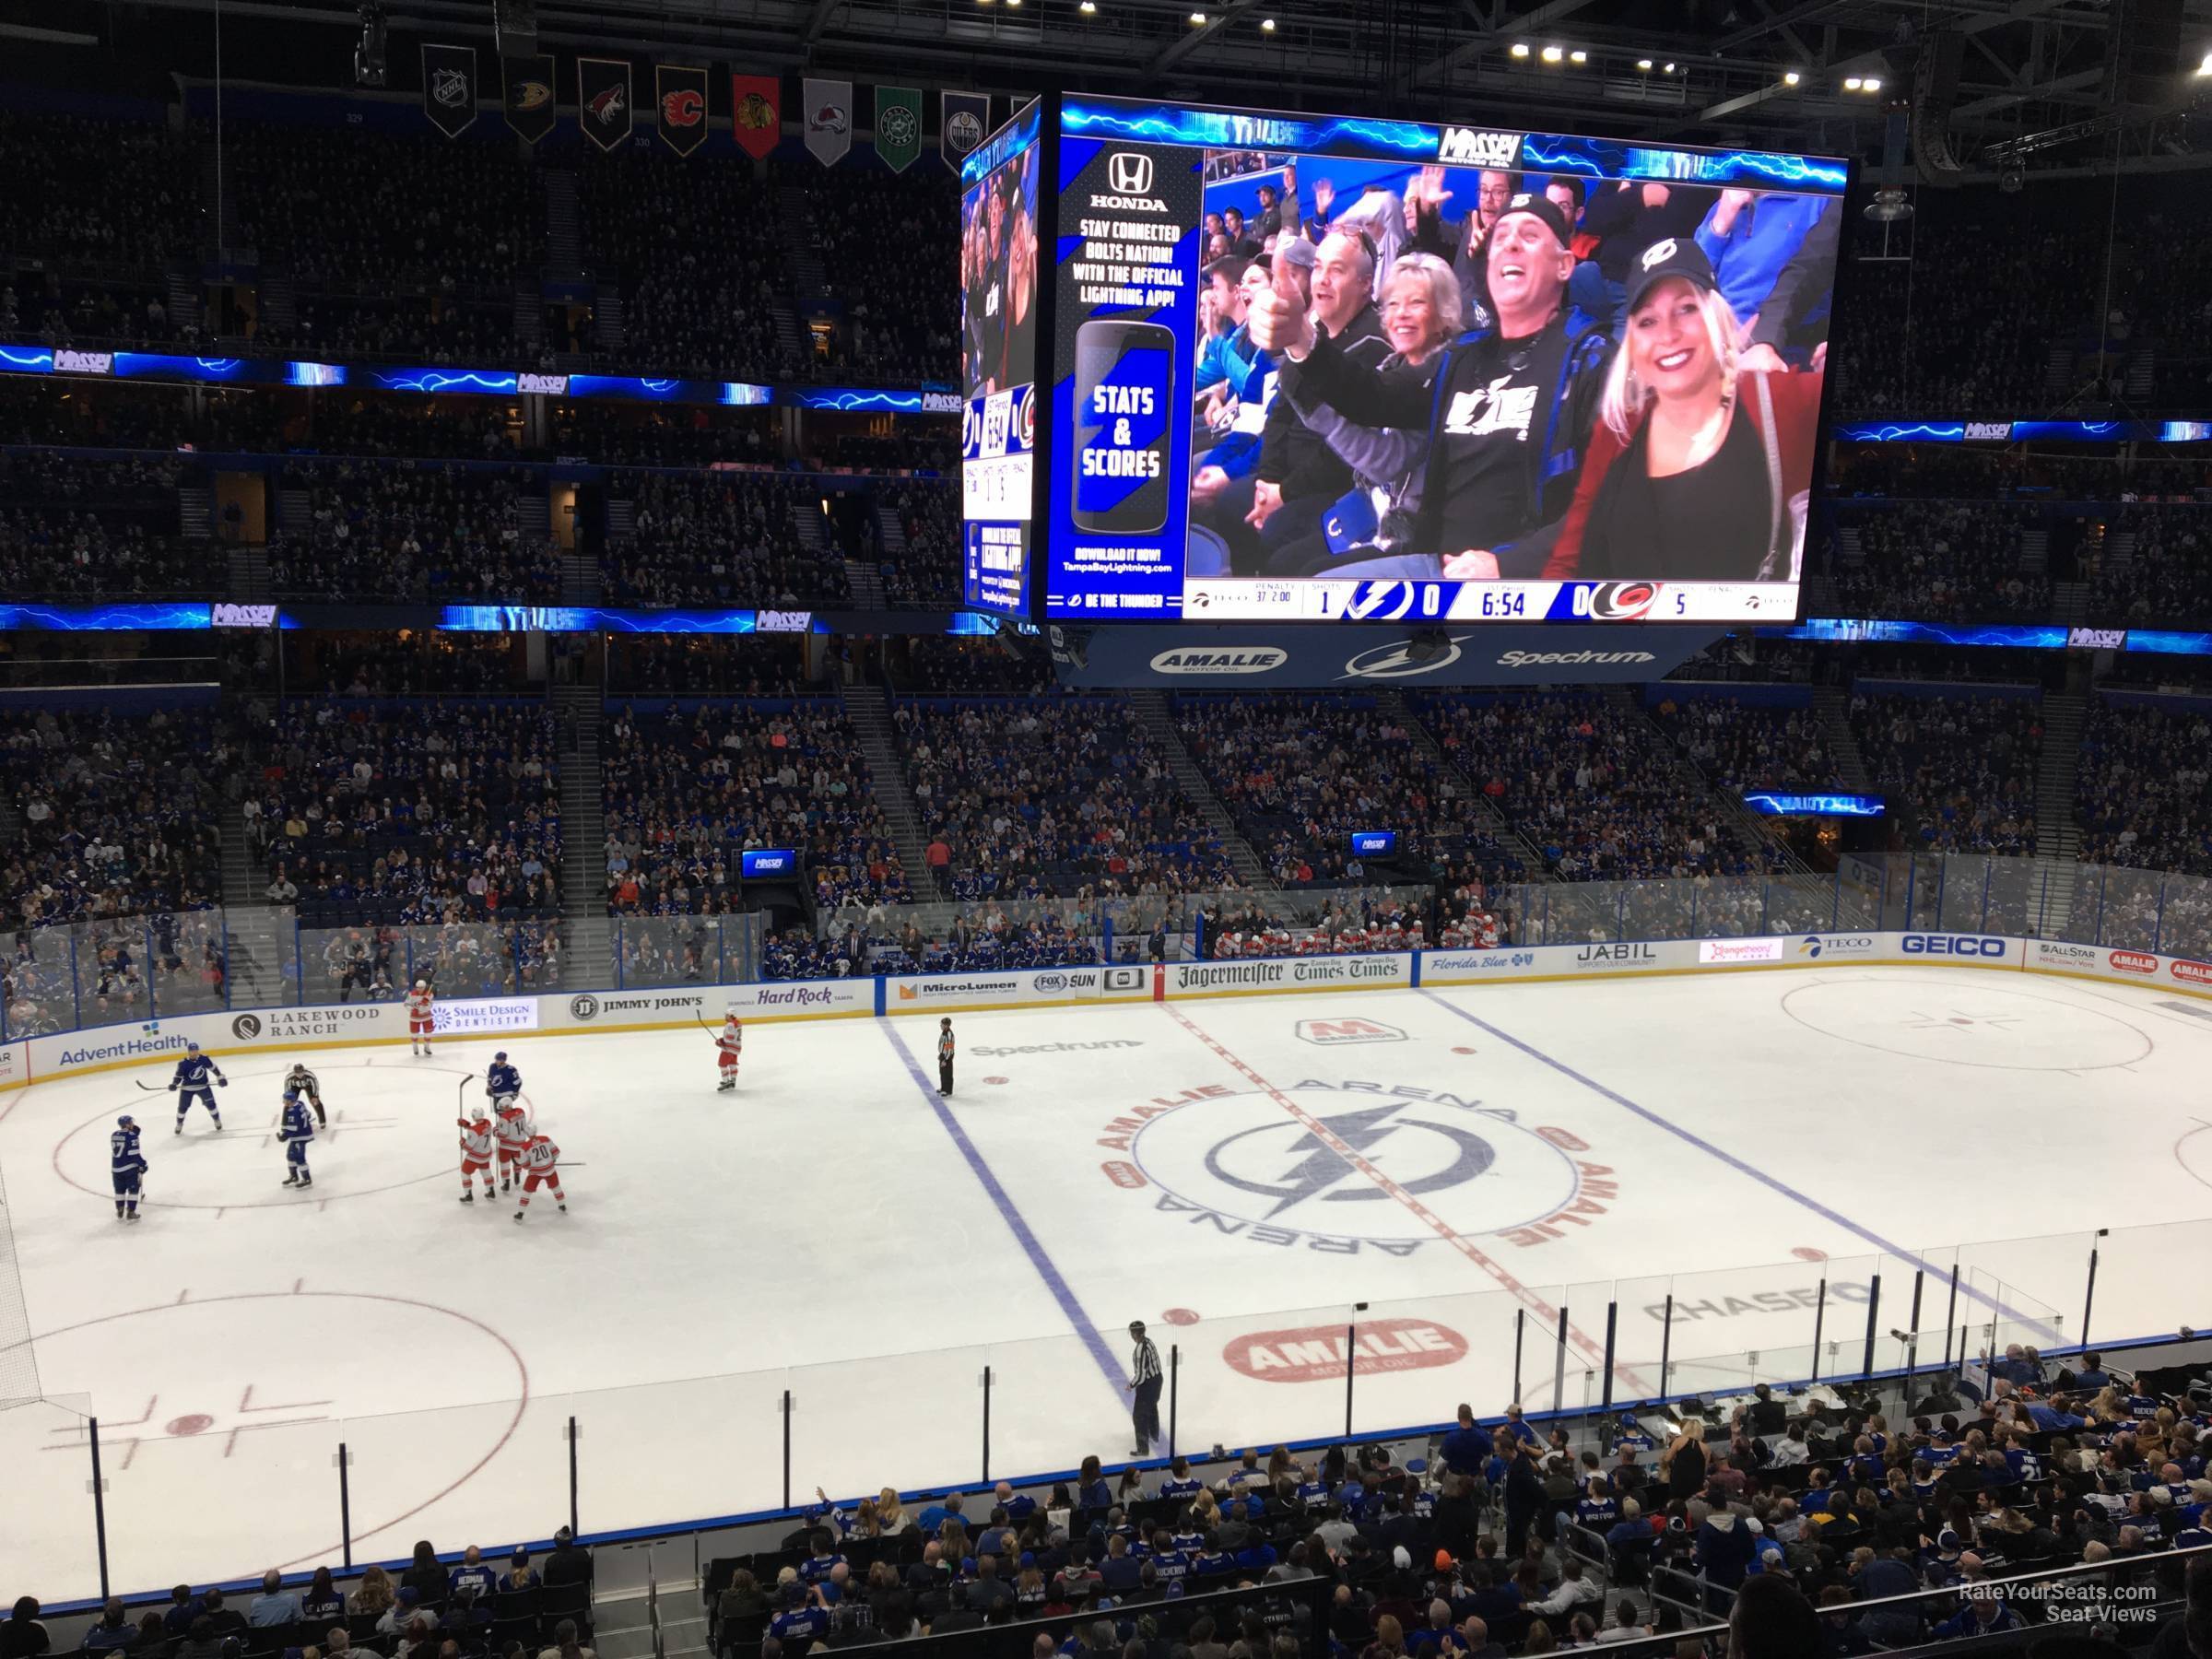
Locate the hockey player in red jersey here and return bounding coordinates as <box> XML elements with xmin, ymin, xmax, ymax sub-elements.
<box><xmin>493</xmin><ymin>1100</ymin><xmax>534</xmax><ymax>1192</ymax></box>
<box><xmin>456</xmin><ymin>1112</ymin><xmax>497</xmax><ymax>1204</ymax></box>
<box><xmin>715</xmin><ymin>1015</ymin><xmax>742</xmax><ymax>1093</ymax></box>
<box><xmin>513</xmin><ymin>1131</ymin><xmax>565</xmax><ymax>1220</ymax></box>
<box><xmin>406</xmin><ymin>980</ymin><xmax>435</xmax><ymax>1057</ymax></box>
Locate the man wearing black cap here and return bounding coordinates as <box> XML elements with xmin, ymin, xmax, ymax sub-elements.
<box><xmin>1253</xmin><ymin>190</ymin><xmax>1612</xmax><ymax>581</ymax></box>
<box><xmin>1126</xmin><ymin>1321</ymin><xmax>1163</xmax><ymax>1458</ymax></box>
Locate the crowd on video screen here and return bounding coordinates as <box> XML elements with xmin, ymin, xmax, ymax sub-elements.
<box><xmin>1187</xmin><ymin>147</ymin><xmax>1836</xmax><ymax>586</ymax></box>
<box><xmin>960</xmin><ymin>143</ymin><xmax>1041</xmax><ymax>401</ymax></box>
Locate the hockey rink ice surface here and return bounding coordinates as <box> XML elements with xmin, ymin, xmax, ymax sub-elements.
<box><xmin>7</xmin><ymin>963</ymin><xmax>2212</xmax><ymax>1600</ymax></box>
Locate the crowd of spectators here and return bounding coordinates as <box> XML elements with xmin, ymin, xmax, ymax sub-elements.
<box><xmin>270</xmin><ymin>460</ymin><xmax>559</xmax><ymax>601</ymax></box>
<box><xmin>1825</xmin><ymin>501</ymin><xmax>2048</xmax><ymax>624</ymax></box>
<box><xmin>2074</xmin><ymin>697</ymin><xmax>2212</xmax><ymax>877</ymax></box>
<box><xmin>605</xmin><ymin>471</ymin><xmax>848</xmax><ymax>608</ymax></box>
<box><xmin>262</xmin><ymin>293</ymin><xmax>517</xmax><ymax>369</ymax></box>
<box><xmin>877</xmin><ymin>478</ymin><xmax>961</xmax><ymax>607</ymax></box>
<box><xmin>1648</xmin><ymin>694</ymin><xmax>1844</xmax><ymax>797</ymax></box>
<box><xmin>0</xmin><ymin>451</ymin><xmax>204</xmax><ymax>598</ymax></box>
<box><xmin>607</xmin><ymin>637</ymin><xmax>808</xmax><ymax>700</ymax></box>
<box><xmin>599</xmin><ymin>700</ymin><xmax>909</xmax><ymax>915</ymax></box>
<box><xmin>0</xmin><ymin>274</ymin><xmax>197</xmax><ymax>353</ymax></box>
<box><xmin>548</xmin><ymin>405</ymin><xmax>782</xmax><ymax>471</ymax></box>
<box><xmin>891</xmin><ymin>638</ymin><xmax>1057</xmax><ymax>698</ymax></box>
<box><xmin>1851</xmin><ymin>689</ymin><xmax>2041</xmax><ymax>854</ymax></box>
<box><xmin>0</xmin><ymin>112</ymin><xmax>200</xmax><ymax>270</ymax></box>
<box><xmin>246</xmin><ymin>699</ymin><xmax>564</xmax><ymax>925</ymax></box>
<box><xmin>897</xmin><ymin>698</ymin><xmax>1235</xmax><ymax>900</ymax></box>
<box><xmin>290</xmin><ymin>635</ymin><xmax>530</xmax><ymax>699</ymax></box>
<box><xmin>803</xmin><ymin>170</ymin><xmax>961</xmax><ymax>386</ymax></box>
<box><xmin>2089</xmin><ymin>507</ymin><xmax>2212</xmax><ymax>629</ymax></box>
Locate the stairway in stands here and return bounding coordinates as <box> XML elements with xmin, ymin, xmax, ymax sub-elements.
<box><xmin>1128</xmin><ymin>689</ymin><xmax>1275</xmax><ymax>890</ymax></box>
<box><xmin>543</xmin><ymin>171</ymin><xmax>582</xmax><ymax>271</ymax></box>
<box><xmin>792</xmin><ymin>500</ymin><xmax>852</xmax><ymax>600</ymax></box>
<box><xmin>276</xmin><ymin>483</ymin><xmax>313</xmax><ymax>537</ymax></box>
<box><xmin>594</xmin><ymin>285</ymin><xmax>626</xmax><ymax>353</ymax></box>
<box><xmin>2032</xmin><ymin>693</ymin><xmax>2087</xmax><ymax>934</ymax></box>
<box><xmin>838</xmin><ymin>683</ymin><xmax>937</xmax><ymax>889</ymax></box>
<box><xmin>163</xmin><ymin>269</ymin><xmax>204</xmax><ymax>339</ymax></box>
<box><xmin>553</xmin><ymin>681</ymin><xmax>614</xmax><ymax>988</ymax></box>
<box><xmin>1812</xmin><ymin>685</ymin><xmax>1872</xmax><ymax>791</ymax></box>
<box><xmin>178</xmin><ymin>477</ymin><xmax>214</xmax><ymax>543</ymax></box>
<box><xmin>257</xmin><ymin>276</ymin><xmax>298</xmax><ymax>340</ymax></box>
<box><xmin>1606</xmin><ymin>687</ymin><xmax>1815</xmax><ymax>876</ymax></box>
<box><xmin>776</xmin><ymin>182</ymin><xmax>828</xmax><ymax>294</ymax></box>
<box><xmin>1382</xmin><ymin>690</ymin><xmax>1548</xmax><ymax>879</ymax></box>
<box><xmin>843</xmin><ymin>556</ymin><xmax>887</xmax><ymax>608</ymax></box>
<box><xmin>513</xmin><ymin>282</ymin><xmax>544</xmax><ymax>356</ymax></box>
<box><xmin>219</xmin><ymin>818</ymin><xmax>291</xmax><ymax>1009</ymax></box>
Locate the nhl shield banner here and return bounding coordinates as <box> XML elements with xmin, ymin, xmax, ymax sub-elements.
<box><xmin>803</xmin><ymin>77</ymin><xmax>852</xmax><ymax>167</ymax></box>
<box><xmin>874</xmin><ymin>86</ymin><xmax>922</xmax><ymax>172</ymax></box>
<box><xmin>730</xmin><ymin>73</ymin><xmax>781</xmax><ymax>159</ymax></box>
<box><xmin>503</xmin><ymin>53</ymin><xmax>558</xmax><ymax>144</ymax></box>
<box><xmin>420</xmin><ymin>45</ymin><xmax>477</xmax><ymax>139</ymax></box>
<box><xmin>577</xmin><ymin>57</ymin><xmax>634</xmax><ymax>151</ymax></box>
<box><xmin>940</xmin><ymin>91</ymin><xmax>990</xmax><ymax>171</ymax></box>
<box><xmin>656</xmin><ymin>64</ymin><xmax>710</xmax><ymax>156</ymax></box>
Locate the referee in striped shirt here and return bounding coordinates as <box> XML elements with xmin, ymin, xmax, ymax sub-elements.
<box><xmin>1127</xmin><ymin>1320</ymin><xmax>1163</xmax><ymax>1457</ymax></box>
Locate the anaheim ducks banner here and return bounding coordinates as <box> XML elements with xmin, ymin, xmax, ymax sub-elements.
<box><xmin>731</xmin><ymin>74</ymin><xmax>780</xmax><ymax>159</ymax></box>
<box><xmin>577</xmin><ymin>57</ymin><xmax>634</xmax><ymax>151</ymax></box>
<box><xmin>420</xmin><ymin>44</ymin><xmax>477</xmax><ymax>139</ymax></box>
<box><xmin>802</xmin><ymin>76</ymin><xmax>852</xmax><ymax>167</ymax></box>
<box><xmin>502</xmin><ymin>53</ymin><xmax>558</xmax><ymax>144</ymax></box>
<box><xmin>656</xmin><ymin>64</ymin><xmax>710</xmax><ymax>156</ymax></box>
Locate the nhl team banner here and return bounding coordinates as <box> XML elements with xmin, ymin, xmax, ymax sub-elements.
<box><xmin>874</xmin><ymin>85</ymin><xmax>922</xmax><ymax>172</ymax></box>
<box><xmin>420</xmin><ymin>44</ymin><xmax>477</xmax><ymax>139</ymax></box>
<box><xmin>730</xmin><ymin>73</ymin><xmax>781</xmax><ymax>159</ymax></box>
<box><xmin>939</xmin><ymin>91</ymin><xmax>990</xmax><ymax>171</ymax></box>
<box><xmin>503</xmin><ymin>53</ymin><xmax>558</xmax><ymax>144</ymax></box>
<box><xmin>803</xmin><ymin>77</ymin><xmax>852</xmax><ymax>167</ymax></box>
<box><xmin>656</xmin><ymin>64</ymin><xmax>710</xmax><ymax>156</ymax></box>
<box><xmin>577</xmin><ymin>57</ymin><xmax>635</xmax><ymax>151</ymax></box>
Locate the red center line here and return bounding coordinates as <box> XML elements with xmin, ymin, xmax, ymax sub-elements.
<box><xmin>1163</xmin><ymin>1005</ymin><xmax>1649</xmax><ymax>1398</ymax></box>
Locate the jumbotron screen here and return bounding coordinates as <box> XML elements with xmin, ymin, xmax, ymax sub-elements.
<box><xmin>1043</xmin><ymin>95</ymin><xmax>1846</xmax><ymax>623</ymax></box>
<box><xmin>959</xmin><ymin>103</ymin><xmax>1042</xmax><ymax>615</ymax></box>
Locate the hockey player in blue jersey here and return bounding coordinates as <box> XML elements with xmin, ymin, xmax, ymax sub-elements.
<box><xmin>111</xmin><ymin>1115</ymin><xmax>147</xmax><ymax>1221</ymax></box>
<box><xmin>486</xmin><ymin>1052</ymin><xmax>522</xmax><ymax>1110</ymax></box>
<box><xmin>278</xmin><ymin>1088</ymin><xmax>315</xmax><ymax>1188</ymax></box>
<box><xmin>170</xmin><ymin>1041</ymin><xmax>227</xmax><ymax>1133</ymax></box>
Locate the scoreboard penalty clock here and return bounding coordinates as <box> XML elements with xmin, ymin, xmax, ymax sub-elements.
<box><xmin>957</xmin><ymin>92</ymin><xmax>1850</xmax><ymax>638</ymax></box>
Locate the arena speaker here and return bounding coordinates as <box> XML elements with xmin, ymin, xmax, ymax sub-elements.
<box><xmin>2106</xmin><ymin>0</ymin><xmax>2187</xmax><ymax>108</ymax></box>
<box><xmin>1909</xmin><ymin>29</ymin><xmax>1967</xmax><ymax>185</ymax></box>
<box><xmin>494</xmin><ymin>0</ymin><xmax>538</xmax><ymax>58</ymax></box>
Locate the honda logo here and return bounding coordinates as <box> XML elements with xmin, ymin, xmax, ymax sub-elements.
<box><xmin>1108</xmin><ymin>151</ymin><xmax>1153</xmax><ymax>194</ymax></box>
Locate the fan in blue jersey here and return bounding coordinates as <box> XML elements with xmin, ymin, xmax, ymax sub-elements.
<box><xmin>486</xmin><ymin>1053</ymin><xmax>522</xmax><ymax>1109</ymax></box>
<box><xmin>278</xmin><ymin>1088</ymin><xmax>316</xmax><ymax>1188</ymax></box>
<box><xmin>170</xmin><ymin>1041</ymin><xmax>228</xmax><ymax>1134</ymax></box>
<box><xmin>111</xmin><ymin>1115</ymin><xmax>147</xmax><ymax>1222</ymax></box>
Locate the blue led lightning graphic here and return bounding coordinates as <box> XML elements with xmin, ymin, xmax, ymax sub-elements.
<box><xmin>371</xmin><ymin>370</ymin><xmax>521</xmax><ymax>394</ymax></box>
<box><xmin>795</xmin><ymin>389</ymin><xmax>926</xmax><ymax>412</ymax></box>
<box><xmin>1832</xmin><ymin>422</ymin><xmax>1971</xmax><ymax>443</ymax></box>
<box><xmin>1063</xmin><ymin>99</ymin><xmax>1432</xmax><ymax>156</ymax></box>
<box><xmin>0</xmin><ymin>347</ymin><xmax>53</xmax><ymax>371</ymax></box>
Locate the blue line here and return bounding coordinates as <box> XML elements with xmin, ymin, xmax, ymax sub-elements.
<box><xmin>1417</xmin><ymin>991</ymin><xmax>2064</xmax><ymax>1345</ymax></box>
<box><xmin>879</xmin><ymin>1022</ymin><xmax>1133</xmax><ymax>1396</ymax></box>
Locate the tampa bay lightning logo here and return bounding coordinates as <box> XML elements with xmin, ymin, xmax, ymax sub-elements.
<box><xmin>1203</xmin><ymin>1100</ymin><xmax>1495</xmax><ymax>1219</ymax></box>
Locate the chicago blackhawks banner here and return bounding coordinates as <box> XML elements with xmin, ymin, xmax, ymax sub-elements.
<box><xmin>730</xmin><ymin>73</ymin><xmax>781</xmax><ymax>159</ymax></box>
<box><xmin>420</xmin><ymin>44</ymin><xmax>477</xmax><ymax>138</ymax></box>
<box><xmin>802</xmin><ymin>77</ymin><xmax>852</xmax><ymax>167</ymax></box>
<box><xmin>503</xmin><ymin>53</ymin><xmax>558</xmax><ymax>144</ymax></box>
<box><xmin>873</xmin><ymin>85</ymin><xmax>922</xmax><ymax>172</ymax></box>
<box><xmin>656</xmin><ymin>64</ymin><xmax>710</xmax><ymax>155</ymax></box>
<box><xmin>577</xmin><ymin>57</ymin><xmax>634</xmax><ymax>151</ymax></box>
<box><xmin>939</xmin><ymin>91</ymin><xmax>990</xmax><ymax>172</ymax></box>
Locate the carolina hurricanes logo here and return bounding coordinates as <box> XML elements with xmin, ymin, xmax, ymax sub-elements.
<box><xmin>661</xmin><ymin>88</ymin><xmax>703</xmax><ymax>127</ymax></box>
<box><xmin>1586</xmin><ymin>581</ymin><xmax>1661</xmax><ymax>620</ymax></box>
<box><xmin>587</xmin><ymin>83</ymin><xmax>627</xmax><ymax>124</ymax></box>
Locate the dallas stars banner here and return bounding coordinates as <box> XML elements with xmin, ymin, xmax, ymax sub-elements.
<box><xmin>502</xmin><ymin>54</ymin><xmax>558</xmax><ymax>144</ymax></box>
<box><xmin>940</xmin><ymin>91</ymin><xmax>990</xmax><ymax>172</ymax></box>
<box><xmin>578</xmin><ymin>58</ymin><xmax>634</xmax><ymax>151</ymax></box>
<box><xmin>656</xmin><ymin>64</ymin><xmax>710</xmax><ymax>156</ymax></box>
<box><xmin>874</xmin><ymin>86</ymin><xmax>922</xmax><ymax>172</ymax></box>
<box><xmin>803</xmin><ymin>77</ymin><xmax>851</xmax><ymax>167</ymax></box>
<box><xmin>420</xmin><ymin>45</ymin><xmax>477</xmax><ymax>139</ymax></box>
<box><xmin>731</xmin><ymin>73</ymin><xmax>781</xmax><ymax>159</ymax></box>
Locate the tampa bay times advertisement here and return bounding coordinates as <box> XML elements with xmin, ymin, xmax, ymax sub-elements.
<box><xmin>1045</xmin><ymin>97</ymin><xmax>1844</xmax><ymax>624</ymax></box>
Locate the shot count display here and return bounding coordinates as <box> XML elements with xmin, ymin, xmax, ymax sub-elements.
<box><xmin>1041</xmin><ymin>96</ymin><xmax>1847</xmax><ymax>625</ymax></box>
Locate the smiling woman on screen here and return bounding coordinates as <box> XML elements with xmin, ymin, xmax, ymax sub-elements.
<box><xmin>1543</xmin><ymin>237</ymin><xmax>1821</xmax><ymax>584</ymax></box>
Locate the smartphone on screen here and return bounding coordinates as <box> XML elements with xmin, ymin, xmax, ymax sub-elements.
<box><xmin>1073</xmin><ymin>319</ymin><xmax>1175</xmax><ymax>535</ymax></box>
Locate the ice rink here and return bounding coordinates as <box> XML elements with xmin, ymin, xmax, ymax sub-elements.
<box><xmin>6</xmin><ymin>962</ymin><xmax>2212</xmax><ymax>1602</ymax></box>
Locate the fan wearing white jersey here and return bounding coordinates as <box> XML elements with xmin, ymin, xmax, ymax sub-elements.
<box><xmin>715</xmin><ymin>1016</ymin><xmax>743</xmax><ymax>1093</ymax></box>
<box><xmin>406</xmin><ymin>979</ymin><xmax>435</xmax><ymax>1056</ymax></box>
<box><xmin>456</xmin><ymin>1112</ymin><xmax>497</xmax><ymax>1204</ymax></box>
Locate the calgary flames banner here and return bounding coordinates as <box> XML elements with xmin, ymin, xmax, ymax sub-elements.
<box><xmin>577</xmin><ymin>57</ymin><xmax>634</xmax><ymax>151</ymax></box>
<box><xmin>731</xmin><ymin>73</ymin><xmax>781</xmax><ymax>159</ymax></box>
<box><xmin>656</xmin><ymin>64</ymin><xmax>710</xmax><ymax>156</ymax></box>
<box><xmin>420</xmin><ymin>44</ymin><xmax>477</xmax><ymax>139</ymax></box>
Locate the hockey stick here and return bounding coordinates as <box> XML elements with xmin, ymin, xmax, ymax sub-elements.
<box><xmin>135</xmin><ymin>1079</ymin><xmax>171</xmax><ymax>1092</ymax></box>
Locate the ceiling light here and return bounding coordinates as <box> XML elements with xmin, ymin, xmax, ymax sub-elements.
<box><xmin>1079</xmin><ymin>0</ymin><xmax>1095</xmax><ymax>9</ymax></box>
<box><xmin>1188</xmin><ymin>8</ymin><xmax>1206</xmax><ymax>19</ymax></box>
<box><xmin>1511</xmin><ymin>41</ymin><xmax>1530</xmax><ymax>57</ymax></box>
<box><xmin>1259</xmin><ymin>14</ymin><xmax>1274</xmax><ymax>26</ymax></box>
<box><xmin>1540</xmin><ymin>43</ymin><xmax>1563</xmax><ymax>62</ymax></box>
<box><xmin>1636</xmin><ymin>57</ymin><xmax>1653</xmax><ymax>70</ymax></box>
<box><xmin>1843</xmin><ymin>76</ymin><xmax>1862</xmax><ymax>89</ymax></box>
<box><xmin>1663</xmin><ymin>61</ymin><xmax>1677</xmax><ymax>72</ymax></box>
<box><xmin>2197</xmin><ymin>51</ymin><xmax>2210</xmax><ymax>75</ymax></box>
<box><xmin>1569</xmin><ymin>48</ymin><xmax>1587</xmax><ymax>63</ymax></box>
<box><xmin>1783</xmin><ymin>70</ymin><xmax>1801</xmax><ymax>85</ymax></box>
<box><xmin>1863</xmin><ymin>76</ymin><xmax>1882</xmax><ymax>90</ymax></box>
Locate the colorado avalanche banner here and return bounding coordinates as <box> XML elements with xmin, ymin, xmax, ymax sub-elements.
<box><xmin>731</xmin><ymin>73</ymin><xmax>781</xmax><ymax>159</ymax></box>
<box><xmin>420</xmin><ymin>45</ymin><xmax>477</xmax><ymax>139</ymax></box>
<box><xmin>874</xmin><ymin>85</ymin><xmax>922</xmax><ymax>172</ymax></box>
<box><xmin>502</xmin><ymin>54</ymin><xmax>558</xmax><ymax>144</ymax></box>
<box><xmin>577</xmin><ymin>57</ymin><xmax>634</xmax><ymax>151</ymax></box>
<box><xmin>803</xmin><ymin>77</ymin><xmax>852</xmax><ymax>167</ymax></box>
<box><xmin>940</xmin><ymin>91</ymin><xmax>989</xmax><ymax>172</ymax></box>
<box><xmin>656</xmin><ymin>64</ymin><xmax>710</xmax><ymax>156</ymax></box>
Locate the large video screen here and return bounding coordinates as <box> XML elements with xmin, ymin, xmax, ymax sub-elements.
<box><xmin>1045</xmin><ymin>97</ymin><xmax>1846</xmax><ymax>622</ymax></box>
<box><xmin>959</xmin><ymin>103</ymin><xmax>1042</xmax><ymax>616</ymax></box>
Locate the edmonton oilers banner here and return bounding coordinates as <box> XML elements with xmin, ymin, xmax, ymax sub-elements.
<box><xmin>578</xmin><ymin>57</ymin><xmax>634</xmax><ymax>151</ymax></box>
<box><xmin>731</xmin><ymin>73</ymin><xmax>781</xmax><ymax>159</ymax></box>
<box><xmin>420</xmin><ymin>45</ymin><xmax>477</xmax><ymax>138</ymax></box>
<box><xmin>503</xmin><ymin>53</ymin><xmax>558</xmax><ymax>143</ymax></box>
<box><xmin>1044</xmin><ymin>624</ymin><xmax>1723</xmax><ymax>689</ymax></box>
<box><xmin>874</xmin><ymin>85</ymin><xmax>922</xmax><ymax>172</ymax></box>
<box><xmin>656</xmin><ymin>64</ymin><xmax>710</xmax><ymax>156</ymax></box>
<box><xmin>940</xmin><ymin>91</ymin><xmax>989</xmax><ymax>172</ymax></box>
<box><xmin>803</xmin><ymin>77</ymin><xmax>852</xmax><ymax>167</ymax></box>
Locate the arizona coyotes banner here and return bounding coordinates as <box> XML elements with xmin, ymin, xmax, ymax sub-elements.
<box><xmin>940</xmin><ymin>91</ymin><xmax>990</xmax><ymax>172</ymax></box>
<box><xmin>730</xmin><ymin>73</ymin><xmax>781</xmax><ymax>159</ymax></box>
<box><xmin>873</xmin><ymin>86</ymin><xmax>922</xmax><ymax>172</ymax></box>
<box><xmin>502</xmin><ymin>53</ymin><xmax>558</xmax><ymax>144</ymax></box>
<box><xmin>577</xmin><ymin>57</ymin><xmax>634</xmax><ymax>151</ymax></box>
<box><xmin>656</xmin><ymin>65</ymin><xmax>710</xmax><ymax>155</ymax></box>
<box><xmin>420</xmin><ymin>45</ymin><xmax>477</xmax><ymax>139</ymax></box>
<box><xmin>803</xmin><ymin>77</ymin><xmax>852</xmax><ymax>167</ymax></box>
